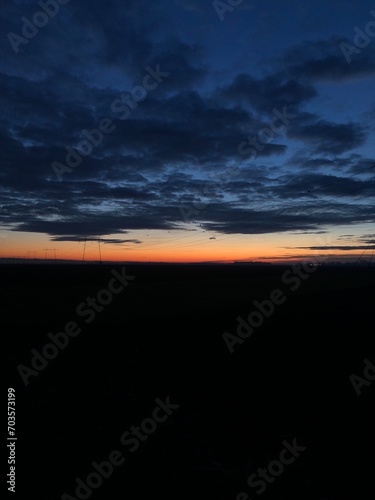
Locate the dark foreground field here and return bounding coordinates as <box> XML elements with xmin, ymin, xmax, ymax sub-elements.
<box><xmin>4</xmin><ymin>263</ymin><xmax>375</xmax><ymax>500</ymax></box>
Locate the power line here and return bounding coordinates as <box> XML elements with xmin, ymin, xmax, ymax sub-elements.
<box><xmin>369</xmin><ymin>248</ymin><xmax>374</xmax><ymax>267</ymax></box>
<box><xmin>137</xmin><ymin>164</ymin><xmax>374</xmax><ymax>255</ymax></box>
<box><xmin>43</xmin><ymin>248</ymin><xmax>57</xmax><ymax>262</ymax></box>
<box><xmin>355</xmin><ymin>237</ymin><xmax>375</xmax><ymax>266</ymax></box>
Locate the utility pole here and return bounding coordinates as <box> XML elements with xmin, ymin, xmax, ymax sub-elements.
<box><xmin>82</xmin><ymin>237</ymin><xmax>86</xmax><ymax>263</ymax></box>
<box><xmin>98</xmin><ymin>237</ymin><xmax>102</xmax><ymax>264</ymax></box>
<box><xmin>43</xmin><ymin>249</ymin><xmax>56</xmax><ymax>262</ymax></box>
<box><xmin>355</xmin><ymin>237</ymin><xmax>374</xmax><ymax>266</ymax></box>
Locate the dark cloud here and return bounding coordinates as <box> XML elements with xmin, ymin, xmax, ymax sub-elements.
<box><xmin>282</xmin><ymin>38</ymin><xmax>375</xmax><ymax>82</ymax></box>
<box><xmin>185</xmin><ymin>192</ymin><xmax>375</xmax><ymax>235</ymax></box>
<box><xmin>219</xmin><ymin>74</ymin><xmax>317</xmax><ymax>114</ymax></box>
<box><xmin>294</xmin><ymin>245</ymin><xmax>375</xmax><ymax>251</ymax></box>
<box><xmin>51</xmin><ymin>236</ymin><xmax>142</xmax><ymax>244</ymax></box>
<box><xmin>289</xmin><ymin>154</ymin><xmax>375</xmax><ymax>175</ymax></box>
<box><xmin>288</xmin><ymin>117</ymin><xmax>366</xmax><ymax>154</ymax></box>
<box><xmin>11</xmin><ymin>212</ymin><xmax>178</xmax><ymax>237</ymax></box>
<box><xmin>269</xmin><ymin>172</ymin><xmax>375</xmax><ymax>199</ymax></box>
<box><xmin>0</xmin><ymin>0</ymin><xmax>374</xmax><ymax>246</ymax></box>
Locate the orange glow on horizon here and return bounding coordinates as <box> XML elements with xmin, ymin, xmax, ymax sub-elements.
<box><xmin>0</xmin><ymin>228</ymin><xmax>367</xmax><ymax>264</ymax></box>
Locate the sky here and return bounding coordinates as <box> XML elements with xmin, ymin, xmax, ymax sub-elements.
<box><xmin>0</xmin><ymin>0</ymin><xmax>374</xmax><ymax>263</ymax></box>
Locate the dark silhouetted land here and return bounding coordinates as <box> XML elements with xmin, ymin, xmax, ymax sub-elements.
<box><xmin>4</xmin><ymin>264</ymin><xmax>374</xmax><ymax>500</ymax></box>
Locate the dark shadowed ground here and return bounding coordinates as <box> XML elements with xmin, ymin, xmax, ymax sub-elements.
<box><xmin>4</xmin><ymin>263</ymin><xmax>374</xmax><ymax>500</ymax></box>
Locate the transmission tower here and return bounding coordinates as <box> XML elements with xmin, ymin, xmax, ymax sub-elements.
<box><xmin>82</xmin><ymin>237</ymin><xmax>87</xmax><ymax>263</ymax></box>
<box><xmin>98</xmin><ymin>237</ymin><xmax>102</xmax><ymax>264</ymax></box>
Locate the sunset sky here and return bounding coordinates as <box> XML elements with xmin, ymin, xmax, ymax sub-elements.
<box><xmin>0</xmin><ymin>0</ymin><xmax>374</xmax><ymax>263</ymax></box>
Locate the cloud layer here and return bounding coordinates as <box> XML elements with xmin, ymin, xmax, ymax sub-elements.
<box><xmin>0</xmin><ymin>0</ymin><xmax>374</xmax><ymax>246</ymax></box>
